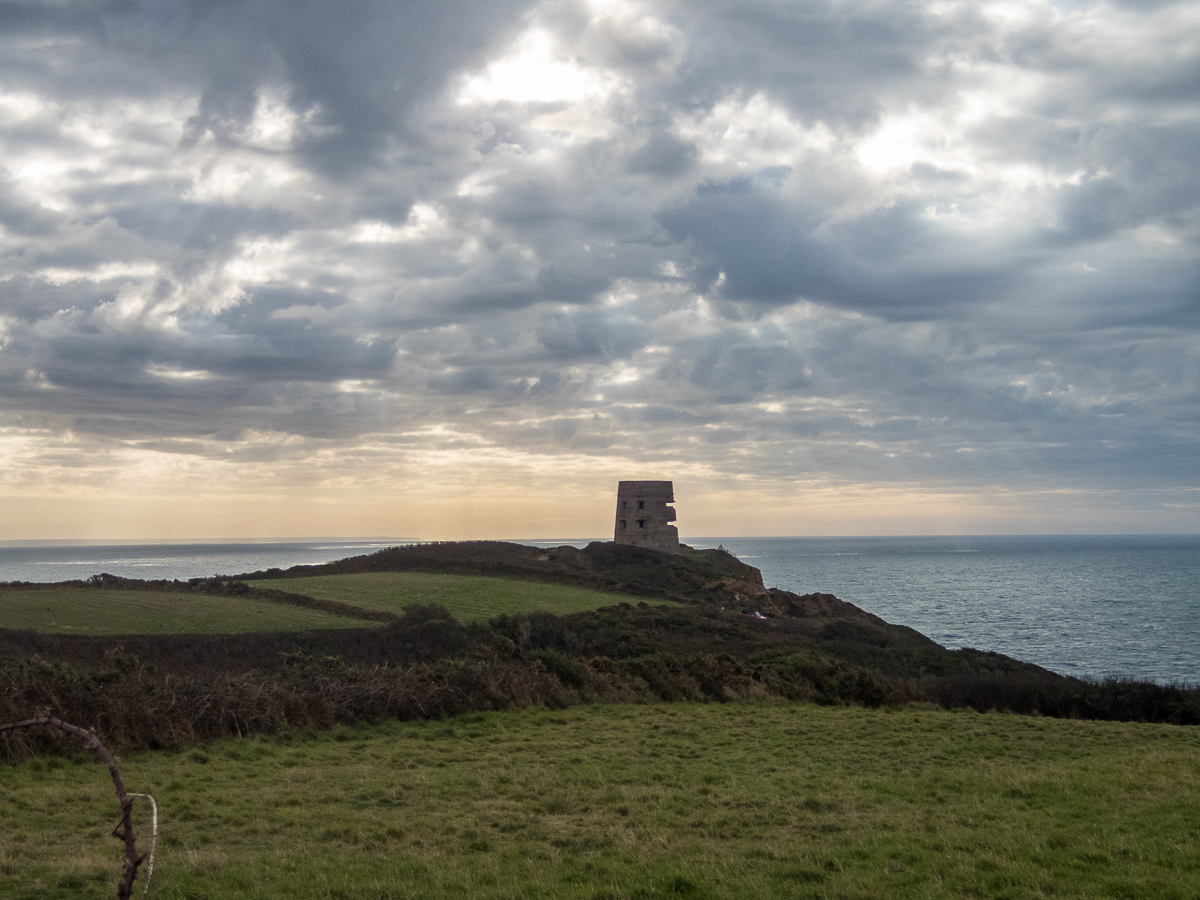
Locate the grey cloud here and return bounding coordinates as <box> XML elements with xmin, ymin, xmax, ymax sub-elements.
<box><xmin>181</xmin><ymin>73</ymin><xmax>265</xmax><ymax>150</ymax></box>
<box><xmin>527</xmin><ymin>371</ymin><xmax>560</xmax><ymax>397</ymax></box>
<box><xmin>536</xmin><ymin>310</ymin><xmax>645</xmax><ymax>360</ymax></box>
<box><xmin>661</xmin><ymin>180</ymin><xmax>1018</xmax><ymax>317</ymax></box>
<box><xmin>194</xmin><ymin>331</ymin><xmax>397</xmax><ymax>382</ymax></box>
<box><xmin>626</xmin><ymin>132</ymin><xmax>695</xmax><ymax>177</ymax></box>
<box><xmin>672</xmin><ymin>337</ymin><xmax>809</xmax><ymax>401</ymax></box>
<box><xmin>426</xmin><ymin>367</ymin><xmax>497</xmax><ymax>394</ymax></box>
<box><xmin>1055</xmin><ymin>179</ymin><xmax>1138</xmax><ymax>242</ymax></box>
<box><xmin>670</xmin><ymin>0</ymin><xmax>955</xmax><ymax>128</ymax></box>
<box><xmin>237</xmin><ymin>0</ymin><xmax>537</xmax><ymax>174</ymax></box>
<box><xmin>0</xmin><ymin>177</ymin><xmax>58</xmax><ymax>236</ymax></box>
<box><xmin>535</xmin><ymin>267</ymin><xmax>612</xmax><ymax>304</ymax></box>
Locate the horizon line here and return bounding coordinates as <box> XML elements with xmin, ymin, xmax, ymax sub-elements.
<box><xmin>3</xmin><ymin>532</ymin><xmax>1199</xmax><ymax>547</ymax></box>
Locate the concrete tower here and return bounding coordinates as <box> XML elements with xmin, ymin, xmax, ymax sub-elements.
<box><xmin>614</xmin><ymin>481</ymin><xmax>680</xmax><ymax>553</ymax></box>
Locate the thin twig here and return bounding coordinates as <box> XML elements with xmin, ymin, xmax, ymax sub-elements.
<box><xmin>125</xmin><ymin>793</ymin><xmax>158</xmax><ymax>899</ymax></box>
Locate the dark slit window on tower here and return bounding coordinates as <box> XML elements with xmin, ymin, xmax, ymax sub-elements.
<box><xmin>638</xmin><ymin>520</ymin><xmax>645</xmax><ymax>528</ymax></box>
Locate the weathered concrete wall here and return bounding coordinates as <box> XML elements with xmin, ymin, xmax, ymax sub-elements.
<box><xmin>614</xmin><ymin>480</ymin><xmax>680</xmax><ymax>553</ymax></box>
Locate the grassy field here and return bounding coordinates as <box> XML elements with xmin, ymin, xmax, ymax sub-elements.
<box><xmin>3</xmin><ymin>702</ymin><xmax>1199</xmax><ymax>900</ymax></box>
<box><xmin>0</xmin><ymin>588</ymin><xmax>370</xmax><ymax>634</ymax></box>
<box><xmin>252</xmin><ymin>572</ymin><xmax>650</xmax><ymax>622</ymax></box>
<box><xmin>0</xmin><ymin>571</ymin><xmax>649</xmax><ymax>635</ymax></box>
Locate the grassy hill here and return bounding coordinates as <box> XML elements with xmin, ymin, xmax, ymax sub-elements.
<box><xmin>237</xmin><ymin>540</ymin><xmax>772</xmax><ymax>608</ymax></box>
<box><xmin>0</xmin><ymin>568</ymin><xmax>649</xmax><ymax>636</ymax></box>
<box><xmin>5</xmin><ymin>702</ymin><xmax>1199</xmax><ymax>900</ymax></box>
<box><xmin>250</xmin><ymin>571</ymin><xmax>653</xmax><ymax>623</ymax></box>
<box><xmin>0</xmin><ymin>586</ymin><xmax>369</xmax><ymax>634</ymax></box>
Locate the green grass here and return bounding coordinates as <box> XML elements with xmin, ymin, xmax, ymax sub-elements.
<box><xmin>252</xmin><ymin>572</ymin><xmax>651</xmax><ymax>622</ymax></box>
<box><xmin>0</xmin><ymin>588</ymin><xmax>369</xmax><ymax>634</ymax></box>
<box><xmin>4</xmin><ymin>702</ymin><xmax>1199</xmax><ymax>899</ymax></box>
<box><xmin>0</xmin><ymin>571</ymin><xmax>651</xmax><ymax>634</ymax></box>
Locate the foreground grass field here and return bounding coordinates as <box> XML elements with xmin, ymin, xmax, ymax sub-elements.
<box><xmin>3</xmin><ymin>702</ymin><xmax>1199</xmax><ymax>900</ymax></box>
<box><xmin>252</xmin><ymin>572</ymin><xmax>650</xmax><ymax>622</ymax></box>
<box><xmin>0</xmin><ymin>588</ymin><xmax>368</xmax><ymax>634</ymax></box>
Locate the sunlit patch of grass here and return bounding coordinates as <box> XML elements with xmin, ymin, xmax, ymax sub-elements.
<box><xmin>253</xmin><ymin>571</ymin><xmax>653</xmax><ymax>622</ymax></box>
<box><xmin>0</xmin><ymin>588</ymin><xmax>367</xmax><ymax>634</ymax></box>
<box><xmin>3</xmin><ymin>703</ymin><xmax>1199</xmax><ymax>898</ymax></box>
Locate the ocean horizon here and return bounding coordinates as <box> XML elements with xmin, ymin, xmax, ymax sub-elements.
<box><xmin>2</xmin><ymin>534</ymin><xmax>1197</xmax><ymax>685</ymax></box>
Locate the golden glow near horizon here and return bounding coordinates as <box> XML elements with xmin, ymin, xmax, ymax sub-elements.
<box><xmin>3</xmin><ymin>456</ymin><xmax>1196</xmax><ymax>541</ymax></box>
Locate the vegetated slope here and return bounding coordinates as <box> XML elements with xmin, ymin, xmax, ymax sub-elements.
<box><xmin>7</xmin><ymin>704</ymin><xmax>1200</xmax><ymax>900</ymax></box>
<box><xmin>238</xmin><ymin>540</ymin><xmax>980</xmax><ymax>678</ymax></box>
<box><xmin>2</xmin><ymin>542</ymin><xmax>1198</xmax><ymax>757</ymax></box>
<box><xmin>248</xmin><ymin>571</ymin><xmax>654</xmax><ymax>622</ymax></box>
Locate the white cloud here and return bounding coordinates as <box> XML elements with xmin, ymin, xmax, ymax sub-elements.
<box><xmin>353</xmin><ymin>204</ymin><xmax>450</xmax><ymax>243</ymax></box>
<box><xmin>35</xmin><ymin>262</ymin><xmax>160</xmax><ymax>286</ymax></box>
<box><xmin>460</xmin><ymin>28</ymin><xmax>620</xmax><ymax>105</ymax></box>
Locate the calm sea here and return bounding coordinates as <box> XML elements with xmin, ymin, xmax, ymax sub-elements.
<box><xmin>1</xmin><ymin>535</ymin><xmax>1196</xmax><ymax>684</ymax></box>
<box><xmin>0</xmin><ymin>539</ymin><xmax>406</xmax><ymax>584</ymax></box>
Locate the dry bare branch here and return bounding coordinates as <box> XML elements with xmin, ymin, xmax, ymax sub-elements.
<box><xmin>0</xmin><ymin>715</ymin><xmax>150</xmax><ymax>899</ymax></box>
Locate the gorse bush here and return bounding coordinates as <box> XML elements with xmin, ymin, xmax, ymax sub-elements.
<box><xmin>1</xmin><ymin>648</ymin><xmax>574</xmax><ymax>759</ymax></box>
<box><xmin>7</xmin><ymin>624</ymin><xmax>1195</xmax><ymax>762</ymax></box>
<box><xmin>925</xmin><ymin>671</ymin><xmax>1200</xmax><ymax>724</ymax></box>
<box><xmin>752</xmin><ymin>652</ymin><xmax>907</xmax><ymax>707</ymax></box>
<box><xmin>0</xmin><ymin>638</ymin><xmax>925</xmax><ymax>760</ymax></box>
<box><xmin>526</xmin><ymin>648</ymin><xmax>588</xmax><ymax>688</ymax></box>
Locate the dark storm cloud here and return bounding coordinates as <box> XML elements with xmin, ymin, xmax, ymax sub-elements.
<box><xmin>660</xmin><ymin>180</ymin><xmax>1022</xmax><ymax>317</ymax></box>
<box><xmin>2</xmin><ymin>0</ymin><xmax>1199</xmax><ymax>518</ymax></box>
<box><xmin>0</xmin><ymin>176</ymin><xmax>57</xmax><ymax>236</ymax></box>
<box><xmin>667</xmin><ymin>0</ymin><xmax>956</xmax><ymax>125</ymax></box>
<box><xmin>536</xmin><ymin>309</ymin><xmax>645</xmax><ymax>360</ymax></box>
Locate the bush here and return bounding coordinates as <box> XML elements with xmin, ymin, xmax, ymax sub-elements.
<box><xmin>528</xmin><ymin>649</ymin><xmax>588</xmax><ymax>688</ymax></box>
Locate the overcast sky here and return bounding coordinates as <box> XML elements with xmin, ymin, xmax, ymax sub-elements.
<box><xmin>1</xmin><ymin>0</ymin><xmax>1198</xmax><ymax>540</ymax></box>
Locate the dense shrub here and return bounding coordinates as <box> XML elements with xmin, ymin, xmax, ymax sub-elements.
<box><xmin>527</xmin><ymin>649</ymin><xmax>588</xmax><ymax>689</ymax></box>
<box><xmin>752</xmin><ymin>651</ymin><xmax>907</xmax><ymax>707</ymax></box>
<box><xmin>0</xmin><ymin>649</ymin><xmax>570</xmax><ymax>760</ymax></box>
<box><xmin>926</xmin><ymin>672</ymin><xmax>1200</xmax><ymax>724</ymax></box>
